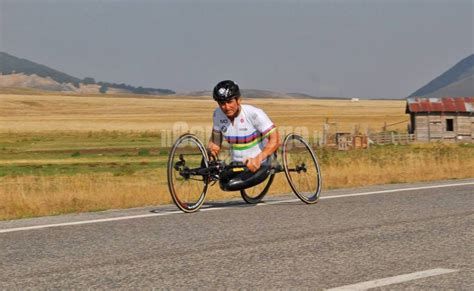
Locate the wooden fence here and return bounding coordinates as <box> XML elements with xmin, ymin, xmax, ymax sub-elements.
<box><xmin>369</xmin><ymin>132</ymin><xmax>415</xmax><ymax>145</ymax></box>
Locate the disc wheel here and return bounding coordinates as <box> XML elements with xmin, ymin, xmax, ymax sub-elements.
<box><xmin>167</xmin><ymin>134</ymin><xmax>209</xmax><ymax>213</ymax></box>
<box><xmin>240</xmin><ymin>173</ymin><xmax>275</xmax><ymax>204</ymax></box>
<box><xmin>282</xmin><ymin>134</ymin><xmax>322</xmax><ymax>204</ymax></box>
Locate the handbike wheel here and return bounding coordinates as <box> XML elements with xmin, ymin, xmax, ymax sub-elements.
<box><xmin>167</xmin><ymin>133</ymin><xmax>209</xmax><ymax>213</ymax></box>
<box><xmin>240</xmin><ymin>173</ymin><xmax>275</xmax><ymax>204</ymax></box>
<box><xmin>282</xmin><ymin>133</ymin><xmax>322</xmax><ymax>204</ymax></box>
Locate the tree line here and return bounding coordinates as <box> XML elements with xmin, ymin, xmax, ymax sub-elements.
<box><xmin>82</xmin><ymin>77</ymin><xmax>175</xmax><ymax>95</ymax></box>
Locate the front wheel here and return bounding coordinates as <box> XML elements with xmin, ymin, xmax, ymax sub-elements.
<box><xmin>240</xmin><ymin>173</ymin><xmax>275</xmax><ymax>204</ymax></box>
<box><xmin>167</xmin><ymin>133</ymin><xmax>209</xmax><ymax>213</ymax></box>
<box><xmin>282</xmin><ymin>134</ymin><xmax>322</xmax><ymax>204</ymax></box>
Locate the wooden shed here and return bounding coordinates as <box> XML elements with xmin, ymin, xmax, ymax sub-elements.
<box><xmin>406</xmin><ymin>97</ymin><xmax>474</xmax><ymax>142</ymax></box>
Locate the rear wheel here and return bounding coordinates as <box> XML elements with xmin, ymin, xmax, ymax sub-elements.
<box><xmin>240</xmin><ymin>173</ymin><xmax>275</xmax><ymax>204</ymax></box>
<box><xmin>167</xmin><ymin>134</ymin><xmax>209</xmax><ymax>213</ymax></box>
<box><xmin>282</xmin><ymin>134</ymin><xmax>322</xmax><ymax>204</ymax></box>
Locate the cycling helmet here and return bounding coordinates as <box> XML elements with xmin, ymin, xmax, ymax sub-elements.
<box><xmin>213</xmin><ymin>80</ymin><xmax>241</xmax><ymax>102</ymax></box>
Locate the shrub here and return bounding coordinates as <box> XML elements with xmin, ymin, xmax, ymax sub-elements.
<box><xmin>138</xmin><ymin>148</ymin><xmax>150</xmax><ymax>156</ymax></box>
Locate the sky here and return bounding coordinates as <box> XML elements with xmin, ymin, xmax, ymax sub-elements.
<box><xmin>0</xmin><ymin>0</ymin><xmax>472</xmax><ymax>98</ymax></box>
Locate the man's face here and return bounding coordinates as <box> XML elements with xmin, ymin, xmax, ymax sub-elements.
<box><xmin>218</xmin><ymin>98</ymin><xmax>241</xmax><ymax>118</ymax></box>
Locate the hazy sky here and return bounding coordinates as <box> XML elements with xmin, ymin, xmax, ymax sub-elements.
<box><xmin>1</xmin><ymin>0</ymin><xmax>472</xmax><ymax>98</ymax></box>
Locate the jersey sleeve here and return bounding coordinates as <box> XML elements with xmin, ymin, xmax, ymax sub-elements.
<box><xmin>250</xmin><ymin>108</ymin><xmax>275</xmax><ymax>136</ymax></box>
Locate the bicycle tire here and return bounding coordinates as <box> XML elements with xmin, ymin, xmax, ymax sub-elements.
<box><xmin>240</xmin><ymin>173</ymin><xmax>275</xmax><ymax>204</ymax></box>
<box><xmin>167</xmin><ymin>133</ymin><xmax>209</xmax><ymax>213</ymax></box>
<box><xmin>282</xmin><ymin>133</ymin><xmax>322</xmax><ymax>204</ymax></box>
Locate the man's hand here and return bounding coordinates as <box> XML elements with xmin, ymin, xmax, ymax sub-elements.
<box><xmin>244</xmin><ymin>157</ymin><xmax>262</xmax><ymax>173</ymax></box>
<box><xmin>207</xmin><ymin>141</ymin><xmax>220</xmax><ymax>160</ymax></box>
<box><xmin>244</xmin><ymin>129</ymin><xmax>280</xmax><ymax>172</ymax></box>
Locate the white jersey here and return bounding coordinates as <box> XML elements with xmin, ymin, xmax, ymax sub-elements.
<box><xmin>212</xmin><ymin>104</ymin><xmax>276</xmax><ymax>162</ymax></box>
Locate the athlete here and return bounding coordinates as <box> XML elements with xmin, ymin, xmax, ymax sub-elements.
<box><xmin>208</xmin><ymin>80</ymin><xmax>280</xmax><ymax>173</ymax></box>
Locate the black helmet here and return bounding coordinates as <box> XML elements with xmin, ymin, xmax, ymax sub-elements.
<box><xmin>213</xmin><ymin>80</ymin><xmax>241</xmax><ymax>102</ymax></box>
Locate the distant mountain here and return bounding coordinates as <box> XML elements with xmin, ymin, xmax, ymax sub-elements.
<box><xmin>0</xmin><ymin>52</ymin><xmax>175</xmax><ymax>95</ymax></box>
<box><xmin>286</xmin><ymin>92</ymin><xmax>350</xmax><ymax>100</ymax></box>
<box><xmin>242</xmin><ymin>89</ymin><xmax>291</xmax><ymax>99</ymax></box>
<box><xmin>185</xmin><ymin>89</ymin><xmax>349</xmax><ymax>100</ymax></box>
<box><xmin>408</xmin><ymin>54</ymin><xmax>474</xmax><ymax>98</ymax></box>
<box><xmin>184</xmin><ymin>89</ymin><xmax>288</xmax><ymax>98</ymax></box>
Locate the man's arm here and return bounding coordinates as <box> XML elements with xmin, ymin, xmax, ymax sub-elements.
<box><xmin>245</xmin><ymin>129</ymin><xmax>280</xmax><ymax>172</ymax></box>
<box><xmin>207</xmin><ymin>129</ymin><xmax>222</xmax><ymax>158</ymax></box>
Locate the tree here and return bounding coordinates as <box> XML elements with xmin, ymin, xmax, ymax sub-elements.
<box><xmin>99</xmin><ymin>84</ymin><xmax>108</xmax><ymax>94</ymax></box>
<box><xmin>83</xmin><ymin>77</ymin><xmax>96</xmax><ymax>85</ymax></box>
<box><xmin>133</xmin><ymin>86</ymin><xmax>147</xmax><ymax>94</ymax></box>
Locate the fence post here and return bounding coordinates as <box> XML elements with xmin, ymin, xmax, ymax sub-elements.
<box><xmin>366</xmin><ymin>128</ymin><xmax>371</xmax><ymax>149</ymax></box>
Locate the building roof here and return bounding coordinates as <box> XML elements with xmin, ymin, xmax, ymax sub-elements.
<box><xmin>406</xmin><ymin>97</ymin><xmax>474</xmax><ymax>113</ymax></box>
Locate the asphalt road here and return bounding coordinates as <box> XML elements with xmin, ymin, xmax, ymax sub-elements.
<box><xmin>1</xmin><ymin>179</ymin><xmax>473</xmax><ymax>289</ymax></box>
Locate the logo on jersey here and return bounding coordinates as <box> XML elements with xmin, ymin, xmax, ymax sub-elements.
<box><xmin>240</xmin><ymin>118</ymin><xmax>244</xmax><ymax>123</ymax></box>
<box><xmin>221</xmin><ymin>125</ymin><xmax>227</xmax><ymax>133</ymax></box>
<box><xmin>220</xmin><ymin>119</ymin><xmax>229</xmax><ymax>124</ymax></box>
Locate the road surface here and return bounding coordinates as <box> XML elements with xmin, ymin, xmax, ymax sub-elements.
<box><xmin>1</xmin><ymin>179</ymin><xmax>473</xmax><ymax>289</ymax></box>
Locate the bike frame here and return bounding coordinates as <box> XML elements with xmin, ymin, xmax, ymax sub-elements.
<box><xmin>176</xmin><ymin>157</ymin><xmax>305</xmax><ymax>186</ymax></box>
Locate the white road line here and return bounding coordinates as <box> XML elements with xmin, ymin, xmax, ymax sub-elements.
<box><xmin>1</xmin><ymin>181</ymin><xmax>473</xmax><ymax>234</ymax></box>
<box><xmin>259</xmin><ymin>181</ymin><xmax>474</xmax><ymax>205</ymax></box>
<box><xmin>0</xmin><ymin>211</ymin><xmax>182</xmax><ymax>234</ymax></box>
<box><xmin>326</xmin><ymin>268</ymin><xmax>458</xmax><ymax>290</ymax></box>
<box><xmin>320</xmin><ymin>182</ymin><xmax>474</xmax><ymax>200</ymax></box>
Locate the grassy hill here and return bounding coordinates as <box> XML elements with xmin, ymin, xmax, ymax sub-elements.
<box><xmin>0</xmin><ymin>52</ymin><xmax>82</xmax><ymax>86</ymax></box>
<box><xmin>0</xmin><ymin>52</ymin><xmax>175</xmax><ymax>95</ymax></box>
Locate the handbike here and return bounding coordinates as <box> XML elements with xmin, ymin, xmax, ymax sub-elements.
<box><xmin>167</xmin><ymin>133</ymin><xmax>322</xmax><ymax>213</ymax></box>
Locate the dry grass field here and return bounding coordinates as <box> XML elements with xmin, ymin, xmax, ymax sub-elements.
<box><xmin>1</xmin><ymin>93</ymin><xmax>473</xmax><ymax>220</ymax></box>
<box><xmin>0</xmin><ymin>93</ymin><xmax>407</xmax><ymax>134</ymax></box>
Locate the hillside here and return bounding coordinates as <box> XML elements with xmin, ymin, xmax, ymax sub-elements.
<box><xmin>409</xmin><ymin>54</ymin><xmax>474</xmax><ymax>98</ymax></box>
<box><xmin>0</xmin><ymin>52</ymin><xmax>175</xmax><ymax>95</ymax></box>
<box><xmin>185</xmin><ymin>89</ymin><xmax>290</xmax><ymax>99</ymax></box>
<box><xmin>186</xmin><ymin>89</ymin><xmax>349</xmax><ymax>100</ymax></box>
<box><xmin>0</xmin><ymin>52</ymin><xmax>81</xmax><ymax>85</ymax></box>
<box><xmin>0</xmin><ymin>52</ymin><xmax>353</xmax><ymax>99</ymax></box>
